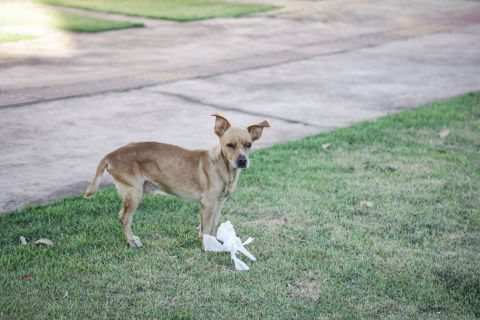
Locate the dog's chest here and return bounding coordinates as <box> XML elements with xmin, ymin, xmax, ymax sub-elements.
<box><xmin>222</xmin><ymin>169</ymin><xmax>241</xmax><ymax>197</ymax></box>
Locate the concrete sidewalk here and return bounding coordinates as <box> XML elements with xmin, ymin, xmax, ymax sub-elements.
<box><xmin>1</xmin><ymin>0</ymin><xmax>480</xmax><ymax>212</ymax></box>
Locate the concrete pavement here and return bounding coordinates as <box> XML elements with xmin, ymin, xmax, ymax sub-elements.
<box><xmin>2</xmin><ymin>0</ymin><xmax>480</xmax><ymax>107</ymax></box>
<box><xmin>1</xmin><ymin>0</ymin><xmax>480</xmax><ymax>212</ymax></box>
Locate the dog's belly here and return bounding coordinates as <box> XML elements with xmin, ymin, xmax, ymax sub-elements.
<box><xmin>143</xmin><ymin>180</ymin><xmax>169</xmax><ymax>196</ymax></box>
<box><xmin>143</xmin><ymin>180</ymin><xmax>202</xmax><ymax>202</ymax></box>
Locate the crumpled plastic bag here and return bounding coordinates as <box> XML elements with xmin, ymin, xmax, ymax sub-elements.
<box><xmin>203</xmin><ymin>221</ymin><xmax>256</xmax><ymax>271</ymax></box>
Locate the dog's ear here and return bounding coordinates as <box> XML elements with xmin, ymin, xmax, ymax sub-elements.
<box><xmin>247</xmin><ymin>120</ymin><xmax>270</xmax><ymax>142</ymax></box>
<box><xmin>212</xmin><ymin>113</ymin><xmax>231</xmax><ymax>137</ymax></box>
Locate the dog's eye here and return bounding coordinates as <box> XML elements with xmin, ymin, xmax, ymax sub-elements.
<box><xmin>226</xmin><ymin>143</ymin><xmax>235</xmax><ymax>148</ymax></box>
<box><xmin>245</xmin><ymin>142</ymin><xmax>252</xmax><ymax>148</ymax></box>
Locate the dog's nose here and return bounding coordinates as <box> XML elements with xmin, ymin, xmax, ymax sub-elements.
<box><xmin>236</xmin><ymin>155</ymin><xmax>248</xmax><ymax>168</ymax></box>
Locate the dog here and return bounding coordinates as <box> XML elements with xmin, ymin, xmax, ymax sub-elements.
<box><xmin>84</xmin><ymin>114</ymin><xmax>270</xmax><ymax>248</ymax></box>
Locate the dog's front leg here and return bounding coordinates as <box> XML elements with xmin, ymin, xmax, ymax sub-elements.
<box><xmin>200</xmin><ymin>200</ymin><xmax>215</xmax><ymax>237</ymax></box>
<box><xmin>210</xmin><ymin>198</ymin><xmax>226</xmax><ymax>237</ymax></box>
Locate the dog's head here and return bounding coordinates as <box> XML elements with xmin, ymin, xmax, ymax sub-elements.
<box><xmin>212</xmin><ymin>113</ymin><xmax>270</xmax><ymax>169</ymax></box>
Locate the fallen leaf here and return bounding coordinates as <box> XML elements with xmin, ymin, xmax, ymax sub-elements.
<box><xmin>439</xmin><ymin>129</ymin><xmax>451</xmax><ymax>138</ymax></box>
<box><xmin>35</xmin><ymin>238</ymin><xmax>54</xmax><ymax>246</ymax></box>
<box><xmin>21</xmin><ymin>275</ymin><xmax>32</xmax><ymax>281</ymax></box>
<box><xmin>286</xmin><ymin>283</ymin><xmax>296</xmax><ymax>290</ymax></box>
<box><xmin>322</xmin><ymin>143</ymin><xmax>332</xmax><ymax>150</ymax></box>
<box><xmin>385</xmin><ymin>165</ymin><xmax>399</xmax><ymax>172</ymax></box>
<box><xmin>359</xmin><ymin>201</ymin><xmax>373</xmax><ymax>209</ymax></box>
<box><xmin>19</xmin><ymin>236</ymin><xmax>27</xmax><ymax>245</ymax></box>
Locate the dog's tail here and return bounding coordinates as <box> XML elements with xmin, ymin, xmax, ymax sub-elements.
<box><xmin>84</xmin><ymin>156</ymin><xmax>108</xmax><ymax>198</ymax></box>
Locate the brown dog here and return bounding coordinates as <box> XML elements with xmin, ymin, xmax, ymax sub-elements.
<box><xmin>84</xmin><ymin>114</ymin><xmax>270</xmax><ymax>248</ymax></box>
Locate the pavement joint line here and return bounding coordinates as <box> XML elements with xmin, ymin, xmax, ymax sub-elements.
<box><xmin>1</xmin><ymin>10</ymin><xmax>479</xmax><ymax>109</ymax></box>
<box><xmin>0</xmin><ymin>31</ymin><xmax>442</xmax><ymax>110</ymax></box>
<box><xmin>153</xmin><ymin>90</ymin><xmax>326</xmax><ymax>128</ymax></box>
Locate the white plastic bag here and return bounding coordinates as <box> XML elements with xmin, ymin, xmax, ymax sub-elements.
<box><xmin>203</xmin><ymin>221</ymin><xmax>256</xmax><ymax>271</ymax></box>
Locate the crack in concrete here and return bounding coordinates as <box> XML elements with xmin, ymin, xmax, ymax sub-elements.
<box><xmin>153</xmin><ymin>90</ymin><xmax>325</xmax><ymax>128</ymax></box>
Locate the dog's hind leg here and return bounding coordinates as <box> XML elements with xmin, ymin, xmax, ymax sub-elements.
<box><xmin>116</xmin><ymin>182</ymin><xmax>144</xmax><ymax>248</ymax></box>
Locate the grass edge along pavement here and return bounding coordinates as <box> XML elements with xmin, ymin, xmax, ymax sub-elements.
<box><xmin>1</xmin><ymin>93</ymin><xmax>479</xmax><ymax>319</ymax></box>
<box><xmin>0</xmin><ymin>9</ymin><xmax>144</xmax><ymax>41</ymax></box>
<box><xmin>36</xmin><ymin>0</ymin><xmax>278</xmax><ymax>22</ymax></box>
<box><xmin>43</xmin><ymin>12</ymin><xmax>144</xmax><ymax>33</ymax></box>
<box><xmin>48</xmin><ymin>11</ymin><xmax>144</xmax><ymax>33</ymax></box>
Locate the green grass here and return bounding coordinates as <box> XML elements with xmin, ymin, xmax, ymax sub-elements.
<box><xmin>0</xmin><ymin>4</ymin><xmax>143</xmax><ymax>34</ymax></box>
<box><xmin>0</xmin><ymin>33</ymin><xmax>37</xmax><ymax>44</ymax></box>
<box><xmin>1</xmin><ymin>93</ymin><xmax>480</xmax><ymax>319</ymax></box>
<box><xmin>37</xmin><ymin>0</ymin><xmax>277</xmax><ymax>21</ymax></box>
<box><xmin>49</xmin><ymin>12</ymin><xmax>143</xmax><ymax>32</ymax></box>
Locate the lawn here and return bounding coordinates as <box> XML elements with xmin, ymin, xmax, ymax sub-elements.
<box><xmin>0</xmin><ymin>2</ymin><xmax>143</xmax><ymax>37</ymax></box>
<box><xmin>37</xmin><ymin>0</ymin><xmax>277</xmax><ymax>21</ymax></box>
<box><xmin>1</xmin><ymin>93</ymin><xmax>479</xmax><ymax>319</ymax></box>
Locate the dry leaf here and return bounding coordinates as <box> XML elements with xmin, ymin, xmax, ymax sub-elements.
<box><xmin>35</xmin><ymin>238</ymin><xmax>54</xmax><ymax>246</ymax></box>
<box><xmin>19</xmin><ymin>236</ymin><xmax>27</xmax><ymax>245</ymax></box>
<box><xmin>21</xmin><ymin>275</ymin><xmax>32</xmax><ymax>281</ymax></box>
<box><xmin>360</xmin><ymin>201</ymin><xmax>373</xmax><ymax>209</ymax></box>
<box><xmin>322</xmin><ymin>143</ymin><xmax>332</xmax><ymax>150</ymax></box>
<box><xmin>386</xmin><ymin>165</ymin><xmax>399</xmax><ymax>172</ymax></box>
<box><xmin>439</xmin><ymin>129</ymin><xmax>450</xmax><ymax>138</ymax></box>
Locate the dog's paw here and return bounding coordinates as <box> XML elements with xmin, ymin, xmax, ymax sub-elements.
<box><xmin>127</xmin><ymin>236</ymin><xmax>143</xmax><ymax>248</ymax></box>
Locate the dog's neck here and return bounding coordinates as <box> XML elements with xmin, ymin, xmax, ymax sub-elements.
<box><xmin>209</xmin><ymin>144</ymin><xmax>241</xmax><ymax>195</ymax></box>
